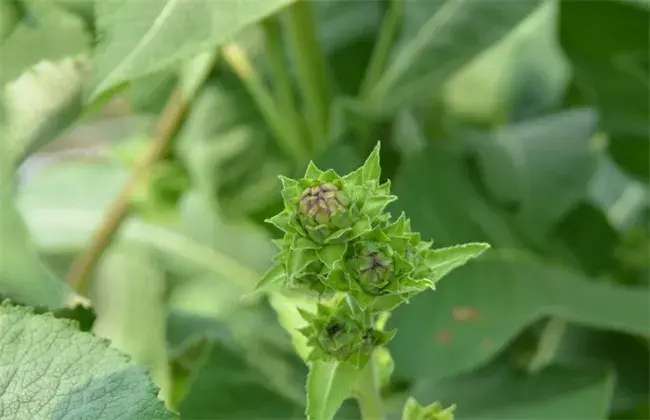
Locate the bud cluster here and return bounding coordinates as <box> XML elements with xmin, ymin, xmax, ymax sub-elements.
<box><xmin>256</xmin><ymin>143</ymin><xmax>489</xmax><ymax>368</ymax></box>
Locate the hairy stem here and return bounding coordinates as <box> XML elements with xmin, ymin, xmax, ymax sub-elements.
<box><xmin>66</xmin><ymin>88</ymin><xmax>189</xmax><ymax>296</ymax></box>
<box><xmin>356</xmin><ymin>352</ymin><xmax>384</xmax><ymax>420</ymax></box>
<box><xmin>284</xmin><ymin>0</ymin><xmax>331</xmax><ymax>150</ymax></box>
<box><xmin>221</xmin><ymin>43</ymin><xmax>308</xmax><ymax>162</ymax></box>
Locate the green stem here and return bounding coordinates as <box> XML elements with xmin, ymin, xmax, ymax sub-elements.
<box><xmin>260</xmin><ymin>17</ymin><xmax>309</xmax><ymax>156</ymax></box>
<box><xmin>284</xmin><ymin>0</ymin><xmax>331</xmax><ymax>151</ymax></box>
<box><xmin>359</xmin><ymin>0</ymin><xmax>404</xmax><ymax>101</ymax></box>
<box><xmin>221</xmin><ymin>43</ymin><xmax>308</xmax><ymax>162</ymax></box>
<box><xmin>356</xmin><ymin>352</ymin><xmax>384</xmax><ymax>420</ymax></box>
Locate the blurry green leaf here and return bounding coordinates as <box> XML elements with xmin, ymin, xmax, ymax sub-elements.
<box><xmin>91</xmin><ymin>0</ymin><xmax>297</xmax><ymax>99</ymax></box>
<box><xmin>559</xmin><ymin>0</ymin><xmax>650</xmax><ymax>180</ymax></box>
<box><xmin>470</xmin><ymin>108</ymin><xmax>599</xmax><ymax>242</ymax></box>
<box><xmin>0</xmin><ymin>0</ymin><xmax>23</xmax><ymax>43</ymax></box>
<box><xmin>0</xmin><ymin>302</ymin><xmax>176</xmax><ymax>419</ymax></box>
<box><xmin>0</xmin><ymin>4</ymin><xmax>89</xmax><ymax>85</ymax></box>
<box><xmin>167</xmin><ymin>308</ymin><xmax>306</xmax><ymax>419</ymax></box>
<box><xmin>307</xmin><ymin>360</ymin><xmax>361</xmax><ymax>420</ymax></box>
<box><xmin>408</xmin><ymin>362</ymin><xmax>615</xmax><ymax>420</ymax></box>
<box><xmin>92</xmin><ymin>244</ymin><xmax>171</xmax><ymax>400</ymax></box>
<box><xmin>391</xmin><ymin>142</ymin><xmax>521</xmax><ymax>248</ymax></box>
<box><xmin>2</xmin><ymin>55</ymin><xmax>90</xmax><ymax>175</ymax></box>
<box><xmin>389</xmin><ymin>251</ymin><xmax>650</xmax><ymax>381</ymax></box>
<box><xmin>588</xmin><ymin>155</ymin><xmax>649</xmax><ymax>231</ymax></box>
<box><xmin>368</xmin><ymin>0</ymin><xmax>541</xmax><ymax>113</ymax></box>
<box><xmin>0</xmin><ymin>186</ymin><xmax>78</xmax><ymax>309</ymax></box>
<box><xmin>176</xmin><ymin>72</ymin><xmax>292</xmax><ymax>219</ymax></box>
<box><xmin>268</xmin><ymin>292</ymin><xmax>317</xmax><ymax>361</ymax></box>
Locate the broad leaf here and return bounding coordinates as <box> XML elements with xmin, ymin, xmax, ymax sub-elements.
<box><xmin>388</xmin><ymin>251</ymin><xmax>650</xmax><ymax>381</ymax></box>
<box><xmin>469</xmin><ymin>108</ymin><xmax>599</xmax><ymax>242</ymax></box>
<box><xmin>559</xmin><ymin>0</ymin><xmax>650</xmax><ymax>180</ymax></box>
<box><xmin>91</xmin><ymin>0</ymin><xmax>297</xmax><ymax>99</ymax></box>
<box><xmin>307</xmin><ymin>361</ymin><xmax>362</xmax><ymax>420</ymax></box>
<box><xmin>405</xmin><ymin>362</ymin><xmax>615</xmax><ymax>419</ymax></box>
<box><xmin>0</xmin><ymin>302</ymin><xmax>176</xmax><ymax>419</ymax></box>
<box><xmin>368</xmin><ymin>0</ymin><xmax>541</xmax><ymax>113</ymax></box>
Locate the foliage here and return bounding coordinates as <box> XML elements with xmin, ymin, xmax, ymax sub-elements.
<box><xmin>0</xmin><ymin>0</ymin><xmax>648</xmax><ymax>419</ymax></box>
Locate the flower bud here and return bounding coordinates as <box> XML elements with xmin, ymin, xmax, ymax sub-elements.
<box><xmin>297</xmin><ymin>181</ymin><xmax>354</xmax><ymax>244</ymax></box>
<box><xmin>356</xmin><ymin>242</ymin><xmax>393</xmax><ymax>295</ymax></box>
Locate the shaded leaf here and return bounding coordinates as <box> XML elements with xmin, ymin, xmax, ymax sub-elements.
<box><xmin>469</xmin><ymin>108</ymin><xmax>599</xmax><ymax>242</ymax></box>
<box><xmin>559</xmin><ymin>0</ymin><xmax>650</xmax><ymax>180</ymax></box>
<box><xmin>368</xmin><ymin>0</ymin><xmax>541</xmax><ymax>113</ymax></box>
<box><xmin>389</xmin><ymin>251</ymin><xmax>650</xmax><ymax>381</ymax></box>
<box><xmin>0</xmin><ymin>302</ymin><xmax>176</xmax><ymax>419</ymax></box>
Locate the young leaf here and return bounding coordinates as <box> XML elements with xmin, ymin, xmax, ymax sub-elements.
<box><xmin>0</xmin><ymin>302</ymin><xmax>176</xmax><ymax>419</ymax></box>
<box><xmin>306</xmin><ymin>360</ymin><xmax>362</xmax><ymax>420</ymax></box>
<box><xmin>425</xmin><ymin>242</ymin><xmax>491</xmax><ymax>283</ymax></box>
<box><xmin>361</xmin><ymin>142</ymin><xmax>382</xmax><ymax>183</ymax></box>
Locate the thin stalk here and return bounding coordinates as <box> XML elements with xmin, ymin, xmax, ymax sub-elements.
<box><xmin>259</xmin><ymin>16</ymin><xmax>310</xmax><ymax>156</ymax></box>
<box><xmin>359</xmin><ymin>0</ymin><xmax>404</xmax><ymax>101</ymax></box>
<box><xmin>356</xmin><ymin>352</ymin><xmax>384</xmax><ymax>420</ymax></box>
<box><xmin>284</xmin><ymin>0</ymin><xmax>331</xmax><ymax>150</ymax></box>
<box><xmin>221</xmin><ymin>43</ymin><xmax>308</xmax><ymax>162</ymax></box>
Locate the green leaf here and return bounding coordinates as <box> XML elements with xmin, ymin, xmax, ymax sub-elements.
<box><xmin>406</xmin><ymin>362</ymin><xmax>615</xmax><ymax>419</ymax></box>
<box><xmin>426</xmin><ymin>243</ymin><xmax>490</xmax><ymax>283</ymax></box>
<box><xmin>0</xmin><ymin>4</ymin><xmax>90</xmax><ymax>85</ymax></box>
<box><xmin>167</xmin><ymin>307</ymin><xmax>306</xmax><ymax>418</ymax></box>
<box><xmin>559</xmin><ymin>0</ymin><xmax>650</xmax><ymax>180</ymax></box>
<box><xmin>92</xmin><ymin>244</ymin><xmax>171</xmax><ymax>400</ymax></box>
<box><xmin>0</xmin><ymin>187</ymin><xmax>78</xmax><ymax>309</ymax></box>
<box><xmin>388</xmin><ymin>251</ymin><xmax>650</xmax><ymax>381</ymax></box>
<box><xmin>0</xmin><ymin>0</ymin><xmax>22</xmax><ymax>43</ymax></box>
<box><xmin>469</xmin><ymin>108</ymin><xmax>599</xmax><ymax>242</ymax></box>
<box><xmin>361</xmin><ymin>142</ymin><xmax>381</xmax><ymax>183</ymax></box>
<box><xmin>2</xmin><ymin>55</ymin><xmax>90</xmax><ymax>176</ymax></box>
<box><xmin>0</xmin><ymin>302</ymin><xmax>176</xmax><ymax>419</ymax></box>
<box><xmin>368</xmin><ymin>0</ymin><xmax>541</xmax><ymax>113</ymax></box>
<box><xmin>175</xmin><ymin>72</ymin><xmax>292</xmax><ymax>219</ymax></box>
<box><xmin>90</xmin><ymin>0</ymin><xmax>297</xmax><ymax>100</ymax></box>
<box><xmin>306</xmin><ymin>360</ymin><xmax>362</xmax><ymax>420</ymax></box>
<box><xmin>317</xmin><ymin>243</ymin><xmax>347</xmax><ymax>269</ymax></box>
<box><xmin>255</xmin><ymin>263</ymin><xmax>286</xmax><ymax>291</ymax></box>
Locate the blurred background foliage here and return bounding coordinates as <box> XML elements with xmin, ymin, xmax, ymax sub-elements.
<box><xmin>0</xmin><ymin>0</ymin><xmax>648</xmax><ymax>419</ymax></box>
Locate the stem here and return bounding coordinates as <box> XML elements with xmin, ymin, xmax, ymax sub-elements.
<box><xmin>66</xmin><ymin>88</ymin><xmax>189</xmax><ymax>296</ymax></box>
<box><xmin>284</xmin><ymin>0</ymin><xmax>331</xmax><ymax>150</ymax></box>
<box><xmin>359</xmin><ymin>0</ymin><xmax>404</xmax><ymax>101</ymax></box>
<box><xmin>221</xmin><ymin>43</ymin><xmax>308</xmax><ymax>162</ymax></box>
<box><xmin>356</xmin><ymin>352</ymin><xmax>384</xmax><ymax>420</ymax></box>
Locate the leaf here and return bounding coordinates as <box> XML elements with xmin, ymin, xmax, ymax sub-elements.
<box><xmin>307</xmin><ymin>360</ymin><xmax>362</xmax><ymax>420</ymax></box>
<box><xmin>0</xmin><ymin>0</ymin><xmax>22</xmax><ymax>43</ymax></box>
<box><xmin>0</xmin><ymin>186</ymin><xmax>78</xmax><ymax>309</ymax></box>
<box><xmin>0</xmin><ymin>302</ymin><xmax>176</xmax><ymax>419</ymax></box>
<box><xmin>407</xmin><ymin>362</ymin><xmax>615</xmax><ymax>420</ymax></box>
<box><xmin>426</xmin><ymin>243</ymin><xmax>490</xmax><ymax>283</ymax></box>
<box><xmin>559</xmin><ymin>0</ymin><xmax>650</xmax><ymax>180</ymax></box>
<box><xmin>90</xmin><ymin>0</ymin><xmax>297</xmax><ymax>99</ymax></box>
<box><xmin>0</xmin><ymin>4</ymin><xmax>90</xmax><ymax>85</ymax></box>
<box><xmin>2</xmin><ymin>55</ymin><xmax>90</xmax><ymax>175</ymax></box>
<box><xmin>175</xmin><ymin>71</ymin><xmax>292</xmax><ymax>219</ymax></box>
<box><xmin>92</xmin><ymin>244</ymin><xmax>171</xmax><ymax>400</ymax></box>
<box><xmin>368</xmin><ymin>0</ymin><xmax>541</xmax><ymax>113</ymax></box>
<box><xmin>166</xmin><ymin>308</ymin><xmax>306</xmax><ymax>418</ymax></box>
<box><xmin>469</xmin><ymin>108</ymin><xmax>600</xmax><ymax>242</ymax></box>
<box><xmin>388</xmin><ymin>251</ymin><xmax>650</xmax><ymax>381</ymax></box>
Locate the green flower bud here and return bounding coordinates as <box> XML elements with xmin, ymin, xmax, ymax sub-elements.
<box><xmin>355</xmin><ymin>242</ymin><xmax>394</xmax><ymax>295</ymax></box>
<box><xmin>297</xmin><ymin>181</ymin><xmax>356</xmax><ymax>244</ymax></box>
<box><xmin>298</xmin><ymin>299</ymin><xmax>394</xmax><ymax>368</ymax></box>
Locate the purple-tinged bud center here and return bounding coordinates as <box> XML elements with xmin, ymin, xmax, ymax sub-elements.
<box><xmin>299</xmin><ymin>182</ymin><xmax>347</xmax><ymax>225</ymax></box>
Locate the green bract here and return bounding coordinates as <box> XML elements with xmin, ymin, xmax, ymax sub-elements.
<box><xmin>297</xmin><ymin>298</ymin><xmax>395</xmax><ymax>369</ymax></box>
<box><xmin>255</xmin><ymin>142</ymin><xmax>490</xmax><ymax>367</ymax></box>
<box><xmin>401</xmin><ymin>397</ymin><xmax>456</xmax><ymax>420</ymax></box>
